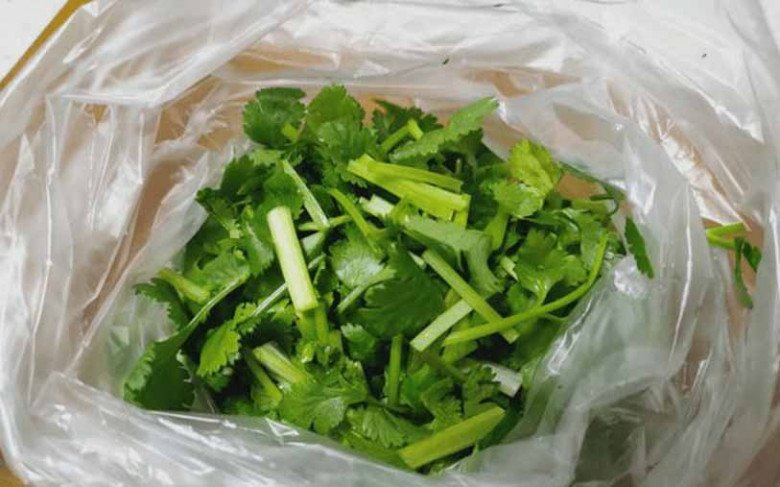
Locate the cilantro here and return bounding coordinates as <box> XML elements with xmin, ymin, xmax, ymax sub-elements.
<box><xmin>624</xmin><ymin>217</ymin><xmax>654</xmax><ymax>278</ymax></box>
<box><xmin>353</xmin><ymin>247</ymin><xmax>445</xmax><ymax>338</ymax></box>
<box><xmin>243</xmin><ymin>87</ymin><xmax>305</xmax><ymax>148</ymax></box>
<box><xmin>123</xmin><ymin>85</ymin><xmax>652</xmax><ymax>473</ymax></box>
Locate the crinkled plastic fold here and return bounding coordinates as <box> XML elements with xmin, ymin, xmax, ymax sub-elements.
<box><xmin>1</xmin><ymin>1</ymin><xmax>779</xmax><ymax>485</ymax></box>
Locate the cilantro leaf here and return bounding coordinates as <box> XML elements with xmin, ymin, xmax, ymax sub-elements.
<box><xmin>420</xmin><ymin>378</ymin><xmax>462</xmax><ymax>431</ymax></box>
<box><xmin>330</xmin><ymin>226</ymin><xmax>384</xmax><ymax>288</ymax></box>
<box><xmin>135</xmin><ymin>278</ymin><xmax>190</xmax><ymax>330</ymax></box>
<box><xmin>304</xmin><ymin>85</ymin><xmax>364</xmax><ymax>134</ymax></box>
<box><xmin>243</xmin><ymin>87</ymin><xmax>305</xmax><ymax>148</ymax></box>
<box><xmin>347</xmin><ymin>406</ymin><xmax>425</xmax><ymax>448</ymax></box>
<box><xmin>624</xmin><ymin>217</ymin><xmax>654</xmax><ymax>278</ymax></box>
<box><xmin>462</xmin><ymin>366</ymin><xmax>499</xmax><ymax>417</ymax></box>
<box><xmin>354</xmin><ymin>248</ymin><xmax>445</xmax><ymax>338</ymax></box>
<box><xmin>124</xmin><ymin>337</ymin><xmax>194</xmax><ymax>411</ymax></box>
<box><xmin>390</xmin><ymin>98</ymin><xmax>498</xmax><ymax>166</ymax></box>
<box><xmin>341</xmin><ymin>324</ymin><xmax>380</xmax><ymax>365</ymax></box>
<box><xmin>372</xmin><ymin>99</ymin><xmax>440</xmax><ymax>142</ymax></box>
<box><xmin>733</xmin><ymin>237</ymin><xmax>760</xmax><ymax>308</ymax></box>
<box><xmin>506</xmin><ymin>139</ymin><xmax>561</xmax><ymax>196</ymax></box>
<box><xmin>278</xmin><ymin>360</ymin><xmax>368</xmax><ymax>434</ymax></box>
<box><xmin>488</xmin><ymin>179</ymin><xmax>544</xmax><ymax>219</ymax></box>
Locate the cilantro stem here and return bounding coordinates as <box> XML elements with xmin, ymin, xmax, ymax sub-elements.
<box><xmin>453</xmin><ymin>207</ymin><xmax>469</xmax><ymax>227</ymax></box>
<box><xmin>407</xmin><ymin>119</ymin><xmax>423</xmax><ymax>140</ymax></box>
<box><xmin>328</xmin><ymin>188</ymin><xmax>379</xmax><ymax>242</ymax></box>
<box><xmin>422</xmin><ymin>249</ymin><xmax>519</xmax><ymax>343</ymax></box>
<box><xmin>360</xmin><ymin>195</ymin><xmax>395</xmax><ymax>219</ymax></box>
<box><xmin>243</xmin><ymin>349</ymin><xmax>283</xmax><ymax>404</ymax></box>
<box><xmin>281</xmin><ymin>123</ymin><xmax>299</xmax><ymax>143</ymax></box>
<box><xmin>252</xmin><ymin>343</ymin><xmax>309</xmax><ymax>385</ymax></box>
<box><xmin>706</xmin><ymin>222</ymin><xmax>745</xmax><ymax>238</ymax></box>
<box><xmin>363</xmin><ymin>158</ymin><xmax>463</xmax><ymax>192</ymax></box>
<box><xmin>444</xmin><ymin>233</ymin><xmax>609</xmax><ymax>346</ymax></box>
<box><xmin>499</xmin><ymin>256</ymin><xmax>518</xmax><ymax>281</ymax></box>
<box><xmin>386</xmin><ymin>335</ymin><xmax>403</xmax><ymax>406</ymax></box>
<box><xmin>267</xmin><ymin>206</ymin><xmax>319</xmax><ymax>313</ymax></box>
<box><xmin>158</xmin><ymin>268</ymin><xmax>210</xmax><ymax>304</ymax></box>
<box><xmin>298</xmin><ymin>214</ymin><xmax>351</xmax><ymax>232</ymax></box>
<box><xmin>397</xmin><ymin>406</ymin><xmax>505</xmax><ymax>469</ymax></box>
<box><xmin>484</xmin><ymin>209</ymin><xmax>509</xmax><ymax>250</ymax></box>
<box><xmin>348</xmin><ymin>155</ymin><xmax>468</xmax><ymax>220</ymax></box>
<box><xmin>281</xmin><ymin>160</ymin><xmax>329</xmax><ymax>230</ymax></box>
<box><xmin>410</xmin><ymin>299</ymin><xmax>472</xmax><ymax>352</ymax></box>
<box><xmin>707</xmin><ymin>235</ymin><xmax>736</xmax><ymax>250</ymax></box>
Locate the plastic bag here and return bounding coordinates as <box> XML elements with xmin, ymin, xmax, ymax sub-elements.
<box><xmin>1</xmin><ymin>1</ymin><xmax>779</xmax><ymax>485</ymax></box>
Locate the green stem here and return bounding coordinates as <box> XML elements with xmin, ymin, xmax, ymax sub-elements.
<box><xmin>422</xmin><ymin>249</ymin><xmax>518</xmax><ymax>343</ymax></box>
<box><xmin>360</xmin><ymin>195</ymin><xmax>395</xmax><ymax>219</ymax></box>
<box><xmin>410</xmin><ymin>299</ymin><xmax>472</xmax><ymax>352</ymax></box>
<box><xmin>380</xmin><ymin>125</ymin><xmax>411</xmax><ymax>155</ymax></box>
<box><xmin>484</xmin><ymin>209</ymin><xmax>509</xmax><ymax>250</ymax></box>
<box><xmin>298</xmin><ymin>215</ymin><xmax>351</xmax><ymax>232</ymax></box>
<box><xmin>444</xmin><ymin>234</ymin><xmax>609</xmax><ymax>346</ymax></box>
<box><xmin>281</xmin><ymin>123</ymin><xmax>299</xmax><ymax>143</ymax></box>
<box><xmin>243</xmin><ymin>349</ymin><xmax>283</xmax><ymax>404</ymax></box>
<box><xmin>328</xmin><ymin>188</ymin><xmax>379</xmax><ymax>242</ymax></box>
<box><xmin>407</xmin><ymin>119</ymin><xmax>423</xmax><ymax>140</ymax></box>
<box><xmin>707</xmin><ymin>235</ymin><xmax>736</xmax><ymax>250</ymax></box>
<box><xmin>364</xmin><ymin>158</ymin><xmax>463</xmax><ymax>192</ymax></box>
<box><xmin>397</xmin><ymin>406</ymin><xmax>505</xmax><ymax>469</ymax></box>
<box><xmin>387</xmin><ymin>335</ymin><xmax>403</xmax><ymax>406</ymax></box>
<box><xmin>499</xmin><ymin>256</ymin><xmax>518</xmax><ymax>281</ymax></box>
<box><xmin>158</xmin><ymin>268</ymin><xmax>210</xmax><ymax>304</ymax></box>
<box><xmin>706</xmin><ymin>222</ymin><xmax>746</xmax><ymax>238</ymax></box>
<box><xmin>253</xmin><ymin>343</ymin><xmax>309</xmax><ymax>385</ymax></box>
<box><xmin>267</xmin><ymin>206</ymin><xmax>319</xmax><ymax>313</ymax></box>
<box><xmin>281</xmin><ymin>159</ymin><xmax>329</xmax><ymax>230</ymax></box>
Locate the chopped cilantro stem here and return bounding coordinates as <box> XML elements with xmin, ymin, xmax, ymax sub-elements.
<box><xmin>253</xmin><ymin>343</ymin><xmax>309</xmax><ymax>385</ymax></box>
<box><xmin>328</xmin><ymin>188</ymin><xmax>379</xmax><ymax>241</ymax></box>
<box><xmin>397</xmin><ymin>406</ymin><xmax>505</xmax><ymax>469</ymax></box>
<box><xmin>499</xmin><ymin>256</ymin><xmax>518</xmax><ymax>281</ymax></box>
<box><xmin>453</xmin><ymin>208</ymin><xmax>469</xmax><ymax>227</ymax></box>
<box><xmin>410</xmin><ymin>300</ymin><xmax>472</xmax><ymax>352</ymax></box>
<box><xmin>362</xmin><ymin>157</ymin><xmax>463</xmax><ymax>192</ymax></box>
<box><xmin>243</xmin><ymin>349</ymin><xmax>283</xmax><ymax>403</ymax></box>
<box><xmin>298</xmin><ymin>214</ymin><xmax>351</xmax><ymax>232</ymax></box>
<box><xmin>348</xmin><ymin>155</ymin><xmax>469</xmax><ymax>220</ymax></box>
<box><xmin>706</xmin><ymin>222</ymin><xmax>745</xmax><ymax>238</ymax></box>
<box><xmin>484</xmin><ymin>209</ymin><xmax>509</xmax><ymax>250</ymax></box>
<box><xmin>281</xmin><ymin>123</ymin><xmax>299</xmax><ymax>143</ymax></box>
<box><xmin>707</xmin><ymin>235</ymin><xmax>736</xmax><ymax>250</ymax></box>
<box><xmin>422</xmin><ymin>249</ymin><xmax>519</xmax><ymax>343</ymax></box>
<box><xmin>407</xmin><ymin>119</ymin><xmax>423</xmax><ymax>140</ymax></box>
<box><xmin>158</xmin><ymin>268</ymin><xmax>210</xmax><ymax>304</ymax></box>
<box><xmin>267</xmin><ymin>206</ymin><xmax>319</xmax><ymax>313</ymax></box>
<box><xmin>360</xmin><ymin>195</ymin><xmax>395</xmax><ymax>219</ymax></box>
<box><xmin>386</xmin><ymin>335</ymin><xmax>403</xmax><ymax>406</ymax></box>
<box><xmin>281</xmin><ymin>160</ymin><xmax>329</xmax><ymax>230</ymax></box>
<box><xmin>444</xmin><ymin>233</ymin><xmax>609</xmax><ymax>345</ymax></box>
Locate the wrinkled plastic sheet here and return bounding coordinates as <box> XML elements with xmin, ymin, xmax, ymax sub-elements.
<box><xmin>1</xmin><ymin>1</ymin><xmax>779</xmax><ymax>485</ymax></box>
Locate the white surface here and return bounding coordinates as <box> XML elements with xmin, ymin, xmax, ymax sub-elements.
<box><xmin>0</xmin><ymin>0</ymin><xmax>66</xmax><ymax>79</ymax></box>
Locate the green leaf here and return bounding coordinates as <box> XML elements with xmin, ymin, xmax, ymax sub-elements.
<box><xmin>243</xmin><ymin>87</ymin><xmax>306</xmax><ymax>148</ymax></box>
<box><xmin>305</xmin><ymin>85</ymin><xmax>364</xmax><ymax>134</ymax></box>
<box><xmin>341</xmin><ymin>324</ymin><xmax>380</xmax><ymax>365</ymax></box>
<box><xmin>390</xmin><ymin>98</ymin><xmax>498</xmax><ymax>166</ymax></box>
<box><xmin>278</xmin><ymin>360</ymin><xmax>368</xmax><ymax>434</ymax></box>
<box><xmin>733</xmin><ymin>237</ymin><xmax>760</xmax><ymax>308</ymax></box>
<box><xmin>624</xmin><ymin>217</ymin><xmax>654</xmax><ymax>278</ymax></box>
<box><xmin>420</xmin><ymin>378</ymin><xmax>462</xmax><ymax>431</ymax></box>
<box><xmin>330</xmin><ymin>226</ymin><xmax>384</xmax><ymax>288</ymax></box>
<box><xmin>197</xmin><ymin>323</ymin><xmax>241</xmax><ymax>377</ymax></box>
<box><xmin>488</xmin><ymin>179</ymin><xmax>544</xmax><ymax>219</ymax></box>
<box><xmin>196</xmin><ymin>188</ymin><xmax>241</xmax><ymax>239</ymax></box>
<box><xmin>135</xmin><ymin>278</ymin><xmax>190</xmax><ymax>330</ymax></box>
<box><xmin>462</xmin><ymin>365</ymin><xmax>499</xmax><ymax>418</ymax></box>
<box><xmin>506</xmin><ymin>139</ymin><xmax>561</xmax><ymax>196</ymax></box>
<box><xmin>347</xmin><ymin>406</ymin><xmax>425</xmax><ymax>448</ymax></box>
<box><xmin>354</xmin><ymin>247</ymin><xmax>445</xmax><ymax>338</ymax></box>
<box><xmin>124</xmin><ymin>338</ymin><xmax>194</xmax><ymax>411</ymax></box>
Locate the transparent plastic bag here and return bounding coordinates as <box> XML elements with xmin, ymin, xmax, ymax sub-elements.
<box><xmin>1</xmin><ymin>1</ymin><xmax>779</xmax><ymax>485</ymax></box>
